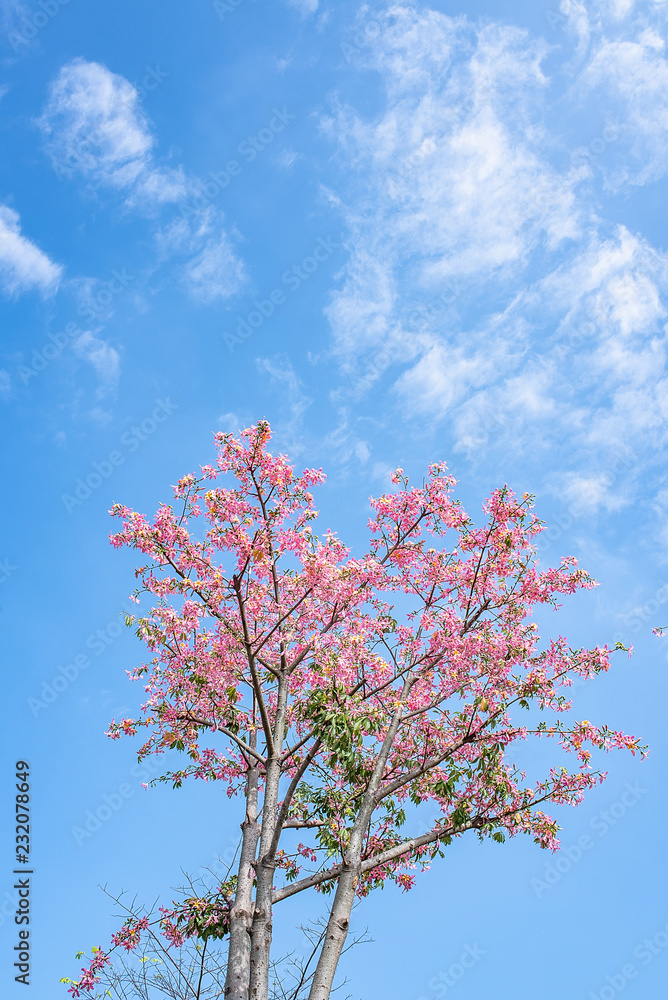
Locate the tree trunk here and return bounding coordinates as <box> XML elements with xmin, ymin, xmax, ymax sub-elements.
<box><xmin>307</xmin><ymin>678</ymin><xmax>413</xmax><ymax>1000</ymax></box>
<box><xmin>248</xmin><ymin>847</ymin><xmax>276</xmax><ymax>1000</ymax></box>
<box><xmin>225</xmin><ymin>763</ymin><xmax>259</xmax><ymax>1000</ymax></box>
<box><xmin>249</xmin><ymin>675</ymin><xmax>289</xmax><ymax>1000</ymax></box>
<box><xmin>306</xmin><ymin>864</ymin><xmax>359</xmax><ymax>1000</ymax></box>
<box><xmin>249</xmin><ymin>751</ymin><xmax>282</xmax><ymax>1000</ymax></box>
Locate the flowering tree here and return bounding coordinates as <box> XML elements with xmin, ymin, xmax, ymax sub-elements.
<box><xmin>68</xmin><ymin>421</ymin><xmax>645</xmax><ymax>1000</ymax></box>
<box><xmin>62</xmin><ymin>888</ymin><xmax>364</xmax><ymax>1000</ymax></box>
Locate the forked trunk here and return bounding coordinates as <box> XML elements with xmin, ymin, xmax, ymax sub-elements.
<box><xmin>248</xmin><ymin>752</ymin><xmax>282</xmax><ymax>1000</ymax></box>
<box><xmin>307</xmin><ymin>679</ymin><xmax>412</xmax><ymax>1000</ymax></box>
<box><xmin>249</xmin><ymin>674</ymin><xmax>289</xmax><ymax>1000</ymax></box>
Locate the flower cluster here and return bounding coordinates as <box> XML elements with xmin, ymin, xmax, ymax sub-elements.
<box><xmin>110</xmin><ymin>916</ymin><xmax>149</xmax><ymax>952</ymax></box>
<box><xmin>65</xmin><ymin>947</ymin><xmax>110</xmax><ymax>997</ymax></box>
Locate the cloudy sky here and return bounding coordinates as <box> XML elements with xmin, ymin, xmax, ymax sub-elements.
<box><xmin>2</xmin><ymin>1</ymin><xmax>668</xmax><ymax>997</ymax></box>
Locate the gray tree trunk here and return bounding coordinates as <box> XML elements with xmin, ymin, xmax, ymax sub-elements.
<box><xmin>248</xmin><ymin>757</ymin><xmax>280</xmax><ymax>1000</ymax></box>
<box><xmin>249</xmin><ymin>674</ymin><xmax>290</xmax><ymax>1000</ymax></box>
<box><xmin>225</xmin><ymin>762</ymin><xmax>260</xmax><ymax>1000</ymax></box>
<box><xmin>307</xmin><ymin>679</ymin><xmax>413</xmax><ymax>1000</ymax></box>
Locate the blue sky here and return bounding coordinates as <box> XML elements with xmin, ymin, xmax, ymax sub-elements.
<box><xmin>1</xmin><ymin>0</ymin><xmax>668</xmax><ymax>996</ymax></box>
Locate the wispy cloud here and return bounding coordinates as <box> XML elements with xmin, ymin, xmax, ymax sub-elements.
<box><xmin>72</xmin><ymin>330</ymin><xmax>121</xmax><ymax>397</ymax></box>
<box><xmin>256</xmin><ymin>355</ymin><xmax>313</xmax><ymax>454</ymax></box>
<box><xmin>577</xmin><ymin>33</ymin><xmax>668</xmax><ymax>188</ymax></box>
<box><xmin>323</xmin><ymin>7</ymin><xmax>586</xmax><ymax>360</ymax></box>
<box><xmin>322</xmin><ymin>2</ymin><xmax>668</xmax><ymax>515</ymax></box>
<box><xmin>0</xmin><ymin>0</ymin><xmax>29</xmax><ymax>39</ymax></box>
<box><xmin>443</xmin><ymin>226</ymin><xmax>668</xmax><ymax>459</ymax></box>
<box><xmin>276</xmin><ymin>148</ymin><xmax>301</xmax><ymax>170</ymax></box>
<box><xmin>558</xmin><ymin>0</ymin><xmax>668</xmax><ymax>189</ymax></box>
<box><xmin>38</xmin><ymin>58</ymin><xmax>155</xmax><ymax>189</ymax></box>
<box><xmin>0</xmin><ymin>204</ymin><xmax>62</xmax><ymax>297</ymax></box>
<box><xmin>183</xmin><ymin>233</ymin><xmax>247</xmax><ymax>304</ymax></box>
<box><xmin>286</xmin><ymin>0</ymin><xmax>319</xmax><ymax>16</ymax></box>
<box><xmin>38</xmin><ymin>58</ymin><xmax>245</xmax><ymax>304</ymax></box>
<box><xmin>157</xmin><ymin>206</ymin><xmax>246</xmax><ymax>303</ymax></box>
<box><xmin>38</xmin><ymin>58</ymin><xmax>188</xmax><ymax>209</ymax></box>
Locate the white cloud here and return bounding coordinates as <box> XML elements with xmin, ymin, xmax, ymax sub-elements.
<box><xmin>157</xmin><ymin>206</ymin><xmax>246</xmax><ymax>303</ymax></box>
<box><xmin>562</xmin><ymin>0</ymin><xmax>642</xmax><ymax>34</ymax></box>
<box><xmin>276</xmin><ymin>148</ymin><xmax>301</xmax><ymax>170</ymax></box>
<box><xmin>257</xmin><ymin>355</ymin><xmax>312</xmax><ymax>420</ymax></box>
<box><xmin>461</xmin><ymin>227</ymin><xmax>668</xmax><ymax>457</ymax></box>
<box><xmin>323</xmin><ymin>7</ymin><xmax>587</xmax><ymax>364</ymax></box>
<box><xmin>256</xmin><ymin>356</ymin><xmax>313</xmax><ymax>453</ymax></box>
<box><xmin>287</xmin><ymin>0</ymin><xmax>318</xmax><ymax>15</ymax></box>
<box><xmin>1</xmin><ymin>0</ymin><xmax>29</xmax><ymax>39</ymax></box>
<box><xmin>354</xmin><ymin>440</ymin><xmax>370</xmax><ymax>464</ymax></box>
<box><xmin>183</xmin><ymin>232</ymin><xmax>247</xmax><ymax>304</ymax></box>
<box><xmin>321</xmin><ymin>4</ymin><xmax>668</xmax><ymax>498</ymax></box>
<box><xmin>394</xmin><ymin>339</ymin><xmax>510</xmax><ymax>420</ymax></box>
<box><xmin>549</xmin><ymin>469</ymin><xmax>633</xmax><ymax>516</ymax></box>
<box><xmin>129</xmin><ymin>165</ymin><xmax>189</xmax><ymax>207</ymax></box>
<box><xmin>325</xmin><ymin>252</ymin><xmax>398</xmax><ymax>359</ymax></box>
<box><xmin>38</xmin><ymin>58</ymin><xmax>246</xmax><ymax>307</ymax></box>
<box><xmin>38</xmin><ymin>59</ymin><xmax>190</xmax><ymax>211</ymax></box>
<box><xmin>0</xmin><ymin>368</ymin><xmax>10</xmax><ymax>401</ymax></box>
<box><xmin>559</xmin><ymin>0</ymin><xmax>668</xmax><ymax>189</ymax></box>
<box><xmin>73</xmin><ymin>331</ymin><xmax>121</xmax><ymax>396</ymax></box>
<box><xmin>578</xmin><ymin>33</ymin><xmax>668</xmax><ymax>188</ymax></box>
<box><xmin>38</xmin><ymin>59</ymin><xmax>154</xmax><ymax>189</ymax></box>
<box><xmin>371</xmin><ymin>461</ymin><xmax>399</xmax><ymax>488</ymax></box>
<box><xmin>217</xmin><ymin>411</ymin><xmax>247</xmax><ymax>434</ymax></box>
<box><xmin>0</xmin><ymin>204</ymin><xmax>62</xmax><ymax>297</ymax></box>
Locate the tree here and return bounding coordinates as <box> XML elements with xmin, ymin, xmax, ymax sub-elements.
<box><xmin>68</xmin><ymin>421</ymin><xmax>645</xmax><ymax>1000</ymax></box>
<box><xmin>62</xmin><ymin>887</ymin><xmax>368</xmax><ymax>1000</ymax></box>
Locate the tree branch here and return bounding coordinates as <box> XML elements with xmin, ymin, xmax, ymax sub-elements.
<box><xmin>176</xmin><ymin>712</ymin><xmax>267</xmax><ymax>765</ymax></box>
<box><xmin>233</xmin><ymin>575</ymin><xmax>275</xmax><ymax>757</ymax></box>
